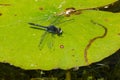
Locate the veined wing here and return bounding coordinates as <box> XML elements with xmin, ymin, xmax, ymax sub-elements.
<box><xmin>38</xmin><ymin>31</ymin><xmax>55</xmax><ymax>50</ymax></box>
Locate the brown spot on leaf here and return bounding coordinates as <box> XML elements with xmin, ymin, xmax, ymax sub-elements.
<box><xmin>0</xmin><ymin>13</ymin><xmax>2</xmax><ymax>16</ymax></box>
<box><xmin>118</xmin><ymin>33</ymin><xmax>120</xmax><ymax>35</ymax></box>
<box><xmin>72</xmin><ymin>54</ymin><xmax>75</xmax><ymax>57</ymax></box>
<box><xmin>60</xmin><ymin>44</ymin><xmax>64</xmax><ymax>49</ymax></box>
<box><xmin>64</xmin><ymin>7</ymin><xmax>79</xmax><ymax>17</ymax></box>
<box><xmin>14</xmin><ymin>14</ymin><xmax>17</xmax><ymax>16</ymax></box>
<box><xmin>56</xmin><ymin>7</ymin><xmax>76</xmax><ymax>17</ymax></box>
<box><xmin>39</xmin><ymin>7</ymin><xmax>44</xmax><ymax>11</ymax></box>
<box><xmin>57</xmin><ymin>7</ymin><xmax>98</xmax><ymax>17</ymax></box>
<box><xmin>76</xmin><ymin>60</ymin><xmax>78</xmax><ymax>62</ymax></box>
<box><xmin>71</xmin><ymin>48</ymin><xmax>75</xmax><ymax>51</ymax></box>
<box><xmin>0</xmin><ymin>4</ymin><xmax>11</xmax><ymax>6</ymax></box>
<box><xmin>104</xmin><ymin>18</ymin><xmax>109</xmax><ymax>22</ymax></box>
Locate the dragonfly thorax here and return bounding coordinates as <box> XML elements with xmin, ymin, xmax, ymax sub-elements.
<box><xmin>47</xmin><ymin>25</ymin><xmax>62</xmax><ymax>36</ymax></box>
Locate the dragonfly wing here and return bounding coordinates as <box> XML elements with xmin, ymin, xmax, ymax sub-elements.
<box><xmin>38</xmin><ymin>31</ymin><xmax>48</xmax><ymax>50</ymax></box>
<box><xmin>47</xmin><ymin>34</ymin><xmax>55</xmax><ymax>49</ymax></box>
<box><xmin>50</xmin><ymin>15</ymin><xmax>64</xmax><ymax>25</ymax></box>
<box><xmin>38</xmin><ymin>31</ymin><xmax>54</xmax><ymax>50</ymax></box>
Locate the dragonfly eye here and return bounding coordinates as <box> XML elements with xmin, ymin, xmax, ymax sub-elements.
<box><xmin>57</xmin><ymin>28</ymin><xmax>63</xmax><ymax>36</ymax></box>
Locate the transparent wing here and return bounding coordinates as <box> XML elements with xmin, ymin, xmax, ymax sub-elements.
<box><xmin>50</xmin><ymin>15</ymin><xmax>74</xmax><ymax>28</ymax></box>
<box><xmin>50</xmin><ymin>15</ymin><xmax>64</xmax><ymax>25</ymax></box>
<box><xmin>38</xmin><ymin>31</ymin><xmax>48</xmax><ymax>50</ymax></box>
<box><xmin>38</xmin><ymin>31</ymin><xmax>55</xmax><ymax>50</ymax></box>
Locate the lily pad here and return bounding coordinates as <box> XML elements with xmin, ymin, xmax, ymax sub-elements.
<box><xmin>0</xmin><ymin>0</ymin><xmax>120</xmax><ymax>70</ymax></box>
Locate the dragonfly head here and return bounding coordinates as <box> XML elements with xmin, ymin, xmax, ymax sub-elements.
<box><xmin>57</xmin><ymin>28</ymin><xmax>63</xmax><ymax>36</ymax></box>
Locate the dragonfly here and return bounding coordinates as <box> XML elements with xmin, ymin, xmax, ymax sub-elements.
<box><xmin>28</xmin><ymin>23</ymin><xmax>63</xmax><ymax>36</ymax></box>
<box><xmin>28</xmin><ymin>16</ymin><xmax>66</xmax><ymax>50</ymax></box>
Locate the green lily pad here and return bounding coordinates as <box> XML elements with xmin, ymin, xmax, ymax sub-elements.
<box><xmin>0</xmin><ymin>0</ymin><xmax>120</xmax><ymax>70</ymax></box>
